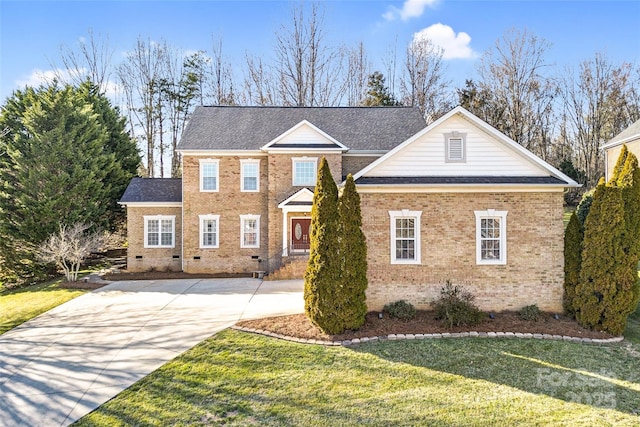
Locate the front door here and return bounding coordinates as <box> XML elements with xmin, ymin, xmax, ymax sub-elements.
<box><xmin>291</xmin><ymin>218</ymin><xmax>311</xmax><ymax>252</ymax></box>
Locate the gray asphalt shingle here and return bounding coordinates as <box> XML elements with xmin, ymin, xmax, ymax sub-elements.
<box><xmin>119</xmin><ymin>178</ymin><xmax>182</xmax><ymax>203</ymax></box>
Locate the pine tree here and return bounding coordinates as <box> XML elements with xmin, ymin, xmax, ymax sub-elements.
<box><xmin>304</xmin><ymin>157</ymin><xmax>343</xmax><ymax>334</ymax></box>
<box><xmin>361</xmin><ymin>71</ymin><xmax>399</xmax><ymax>106</ymax></box>
<box><xmin>337</xmin><ymin>174</ymin><xmax>368</xmax><ymax>330</ymax></box>
<box><xmin>563</xmin><ymin>212</ymin><xmax>583</xmax><ymax>316</ymax></box>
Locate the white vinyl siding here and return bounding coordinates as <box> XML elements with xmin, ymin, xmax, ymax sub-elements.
<box><xmin>240</xmin><ymin>214</ymin><xmax>260</xmax><ymax>248</ymax></box>
<box><xmin>389</xmin><ymin>210</ymin><xmax>422</xmax><ymax>264</ymax></box>
<box><xmin>200</xmin><ymin>159</ymin><xmax>219</xmax><ymax>192</ymax></box>
<box><xmin>241</xmin><ymin>159</ymin><xmax>260</xmax><ymax>192</ymax></box>
<box><xmin>366</xmin><ymin>116</ymin><xmax>546</xmax><ymax>177</ymax></box>
<box><xmin>474</xmin><ymin>210</ymin><xmax>508</xmax><ymax>265</ymax></box>
<box><xmin>273</xmin><ymin>123</ymin><xmax>337</xmax><ymax>146</ymax></box>
<box><xmin>144</xmin><ymin>215</ymin><xmax>175</xmax><ymax>248</ymax></box>
<box><xmin>292</xmin><ymin>157</ymin><xmax>318</xmax><ymax>186</ymax></box>
<box><xmin>200</xmin><ymin>214</ymin><xmax>220</xmax><ymax>248</ymax></box>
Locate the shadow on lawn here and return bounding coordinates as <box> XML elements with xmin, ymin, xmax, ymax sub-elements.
<box><xmin>351</xmin><ymin>338</ymin><xmax>640</xmax><ymax>417</ymax></box>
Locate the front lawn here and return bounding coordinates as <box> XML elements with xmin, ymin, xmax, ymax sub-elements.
<box><xmin>0</xmin><ymin>279</ymin><xmax>87</xmax><ymax>334</ymax></box>
<box><xmin>75</xmin><ymin>330</ymin><xmax>640</xmax><ymax>426</ymax></box>
<box><xmin>626</xmin><ymin>304</ymin><xmax>640</xmax><ymax>344</ymax></box>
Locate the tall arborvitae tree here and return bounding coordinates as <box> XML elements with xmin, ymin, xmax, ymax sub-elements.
<box><xmin>608</xmin><ymin>144</ymin><xmax>629</xmax><ymax>187</ymax></box>
<box><xmin>563</xmin><ymin>212</ymin><xmax>583</xmax><ymax>316</ymax></box>
<box><xmin>337</xmin><ymin>174</ymin><xmax>368</xmax><ymax>330</ymax></box>
<box><xmin>304</xmin><ymin>157</ymin><xmax>343</xmax><ymax>334</ymax></box>
<box><xmin>574</xmin><ymin>176</ymin><xmax>640</xmax><ymax>335</ymax></box>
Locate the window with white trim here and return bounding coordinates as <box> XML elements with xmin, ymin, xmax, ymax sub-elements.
<box><xmin>144</xmin><ymin>215</ymin><xmax>175</xmax><ymax>248</ymax></box>
<box><xmin>389</xmin><ymin>210</ymin><xmax>422</xmax><ymax>264</ymax></box>
<box><xmin>445</xmin><ymin>132</ymin><xmax>466</xmax><ymax>163</ymax></box>
<box><xmin>200</xmin><ymin>159</ymin><xmax>219</xmax><ymax>192</ymax></box>
<box><xmin>292</xmin><ymin>157</ymin><xmax>318</xmax><ymax>186</ymax></box>
<box><xmin>474</xmin><ymin>210</ymin><xmax>508</xmax><ymax>265</ymax></box>
<box><xmin>199</xmin><ymin>214</ymin><xmax>220</xmax><ymax>248</ymax></box>
<box><xmin>241</xmin><ymin>159</ymin><xmax>260</xmax><ymax>192</ymax></box>
<box><xmin>240</xmin><ymin>214</ymin><xmax>260</xmax><ymax>248</ymax></box>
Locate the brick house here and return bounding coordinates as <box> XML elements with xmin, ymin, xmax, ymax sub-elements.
<box><xmin>120</xmin><ymin>106</ymin><xmax>579</xmax><ymax>312</ymax></box>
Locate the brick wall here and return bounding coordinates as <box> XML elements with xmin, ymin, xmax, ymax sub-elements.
<box><xmin>126</xmin><ymin>206</ymin><xmax>182</xmax><ymax>272</ymax></box>
<box><xmin>361</xmin><ymin>191</ymin><xmax>565</xmax><ymax>312</ymax></box>
<box><xmin>181</xmin><ymin>155</ymin><xmax>269</xmax><ymax>274</ymax></box>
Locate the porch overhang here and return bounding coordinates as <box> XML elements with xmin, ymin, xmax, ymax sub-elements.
<box><xmin>278</xmin><ymin>188</ymin><xmax>313</xmax><ymax>256</ymax></box>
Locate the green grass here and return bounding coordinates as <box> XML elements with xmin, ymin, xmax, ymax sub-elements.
<box><xmin>625</xmin><ymin>304</ymin><xmax>640</xmax><ymax>344</ymax></box>
<box><xmin>563</xmin><ymin>206</ymin><xmax>576</xmax><ymax>228</ymax></box>
<box><xmin>75</xmin><ymin>330</ymin><xmax>640</xmax><ymax>426</ymax></box>
<box><xmin>0</xmin><ymin>279</ymin><xmax>87</xmax><ymax>334</ymax></box>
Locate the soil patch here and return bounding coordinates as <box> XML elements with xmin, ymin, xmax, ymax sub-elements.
<box><xmin>237</xmin><ymin>311</ymin><xmax>614</xmax><ymax>341</ymax></box>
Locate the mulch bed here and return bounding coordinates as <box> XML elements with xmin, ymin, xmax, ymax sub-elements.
<box><xmin>237</xmin><ymin>311</ymin><xmax>615</xmax><ymax>341</ymax></box>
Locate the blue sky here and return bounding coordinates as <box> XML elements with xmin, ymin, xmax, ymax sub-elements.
<box><xmin>1</xmin><ymin>0</ymin><xmax>639</xmax><ymax>102</ymax></box>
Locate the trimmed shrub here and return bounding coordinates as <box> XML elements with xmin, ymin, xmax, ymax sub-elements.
<box><xmin>563</xmin><ymin>212</ymin><xmax>583</xmax><ymax>316</ymax></box>
<box><xmin>433</xmin><ymin>281</ymin><xmax>484</xmax><ymax>328</ymax></box>
<box><xmin>383</xmin><ymin>300</ymin><xmax>416</xmax><ymax>320</ymax></box>
<box><xmin>304</xmin><ymin>157</ymin><xmax>343</xmax><ymax>334</ymax></box>
<box><xmin>337</xmin><ymin>174</ymin><xmax>368</xmax><ymax>330</ymax></box>
<box><xmin>519</xmin><ymin>304</ymin><xmax>542</xmax><ymax>322</ymax></box>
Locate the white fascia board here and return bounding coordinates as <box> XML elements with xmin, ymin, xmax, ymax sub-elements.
<box><xmin>262</xmin><ymin>148</ymin><xmax>345</xmax><ymax>154</ymax></box>
<box><xmin>118</xmin><ymin>202</ymin><xmax>183</xmax><ymax>207</ymax></box>
<box><xmin>355</xmin><ymin>184</ymin><xmax>569</xmax><ymax>194</ymax></box>
<box><xmin>176</xmin><ymin>149</ymin><xmax>266</xmax><ymax>156</ymax></box>
<box><xmin>277</xmin><ymin>188</ymin><xmax>315</xmax><ymax>208</ymax></box>
<box><xmin>601</xmin><ymin>135</ymin><xmax>640</xmax><ymax>150</ymax></box>
<box><xmin>260</xmin><ymin>120</ymin><xmax>349</xmax><ymax>151</ymax></box>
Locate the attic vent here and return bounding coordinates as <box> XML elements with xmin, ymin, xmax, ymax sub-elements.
<box><xmin>445</xmin><ymin>132</ymin><xmax>466</xmax><ymax>163</ymax></box>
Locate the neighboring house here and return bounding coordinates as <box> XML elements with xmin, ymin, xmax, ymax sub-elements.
<box><xmin>119</xmin><ymin>106</ymin><xmax>579</xmax><ymax>312</ymax></box>
<box><xmin>602</xmin><ymin>119</ymin><xmax>640</xmax><ymax>182</ymax></box>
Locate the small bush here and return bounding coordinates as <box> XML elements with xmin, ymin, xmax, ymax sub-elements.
<box><xmin>519</xmin><ymin>304</ymin><xmax>541</xmax><ymax>322</ymax></box>
<box><xmin>383</xmin><ymin>300</ymin><xmax>416</xmax><ymax>320</ymax></box>
<box><xmin>433</xmin><ymin>281</ymin><xmax>484</xmax><ymax>328</ymax></box>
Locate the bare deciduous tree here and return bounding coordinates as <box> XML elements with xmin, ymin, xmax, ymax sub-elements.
<box><xmin>345</xmin><ymin>41</ymin><xmax>371</xmax><ymax>106</ymax></box>
<box><xmin>475</xmin><ymin>28</ymin><xmax>557</xmax><ymax>158</ymax></box>
<box><xmin>38</xmin><ymin>223</ymin><xmax>105</xmax><ymax>282</ymax></box>
<box><xmin>52</xmin><ymin>29</ymin><xmax>114</xmax><ymax>94</ymax></box>
<box><xmin>210</xmin><ymin>37</ymin><xmax>236</xmax><ymax>105</ymax></box>
<box><xmin>560</xmin><ymin>52</ymin><xmax>637</xmax><ymax>186</ymax></box>
<box><xmin>400</xmin><ymin>37</ymin><xmax>452</xmax><ymax>121</ymax></box>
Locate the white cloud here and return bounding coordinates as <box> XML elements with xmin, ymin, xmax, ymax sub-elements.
<box><xmin>15</xmin><ymin>68</ymin><xmax>122</xmax><ymax>102</ymax></box>
<box><xmin>384</xmin><ymin>0</ymin><xmax>439</xmax><ymax>21</ymax></box>
<box><xmin>412</xmin><ymin>23</ymin><xmax>478</xmax><ymax>60</ymax></box>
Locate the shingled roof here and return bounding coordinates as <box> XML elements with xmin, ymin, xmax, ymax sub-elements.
<box><xmin>177</xmin><ymin>106</ymin><xmax>427</xmax><ymax>151</ymax></box>
<box><xmin>119</xmin><ymin>178</ymin><xmax>182</xmax><ymax>204</ymax></box>
<box><xmin>602</xmin><ymin>118</ymin><xmax>640</xmax><ymax>149</ymax></box>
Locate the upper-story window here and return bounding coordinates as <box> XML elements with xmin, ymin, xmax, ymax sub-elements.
<box><xmin>200</xmin><ymin>159</ymin><xmax>219</xmax><ymax>192</ymax></box>
<box><xmin>292</xmin><ymin>157</ymin><xmax>318</xmax><ymax>186</ymax></box>
<box><xmin>241</xmin><ymin>159</ymin><xmax>260</xmax><ymax>192</ymax></box>
<box><xmin>144</xmin><ymin>215</ymin><xmax>175</xmax><ymax>248</ymax></box>
<box><xmin>445</xmin><ymin>132</ymin><xmax>466</xmax><ymax>163</ymax></box>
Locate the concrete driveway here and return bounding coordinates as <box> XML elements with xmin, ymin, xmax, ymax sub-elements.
<box><xmin>0</xmin><ymin>278</ymin><xmax>304</xmax><ymax>427</ymax></box>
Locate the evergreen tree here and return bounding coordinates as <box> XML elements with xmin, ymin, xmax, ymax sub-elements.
<box><xmin>563</xmin><ymin>212</ymin><xmax>583</xmax><ymax>316</ymax></box>
<box><xmin>574</xmin><ymin>178</ymin><xmax>639</xmax><ymax>335</ymax></box>
<box><xmin>0</xmin><ymin>83</ymin><xmax>138</xmax><ymax>281</ymax></box>
<box><xmin>337</xmin><ymin>174</ymin><xmax>368</xmax><ymax>330</ymax></box>
<box><xmin>361</xmin><ymin>71</ymin><xmax>399</xmax><ymax>106</ymax></box>
<box><xmin>608</xmin><ymin>144</ymin><xmax>628</xmax><ymax>187</ymax></box>
<box><xmin>304</xmin><ymin>157</ymin><xmax>343</xmax><ymax>334</ymax></box>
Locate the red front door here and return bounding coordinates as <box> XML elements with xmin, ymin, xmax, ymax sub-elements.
<box><xmin>291</xmin><ymin>218</ymin><xmax>311</xmax><ymax>251</ymax></box>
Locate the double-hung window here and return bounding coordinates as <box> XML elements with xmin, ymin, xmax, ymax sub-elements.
<box><xmin>474</xmin><ymin>210</ymin><xmax>507</xmax><ymax>265</ymax></box>
<box><xmin>240</xmin><ymin>214</ymin><xmax>260</xmax><ymax>248</ymax></box>
<box><xmin>200</xmin><ymin>159</ymin><xmax>219</xmax><ymax>192</ymax></box>
<box><xmin>389</xmin><ymin>210</ymin><xmax>422</xmax><ymax>264</ymax></box>
<box><xmin>200</xmin><ymin>214</ymin><xmax>220</xmax><ymax>248</ymax></box>
<box><xmin>144</xmin><ymin>215</ymin><xmax>175</xmax><ymax>248</ymax></box>
<box><xmin>292</xmin><ymin>157</ymin><xmax>318</xmax><ymax>186</ymax></box>
<box><xmin>241</xmin><ymin>159</ymin><xmax>260</xmax><ymax>192</ymax></box>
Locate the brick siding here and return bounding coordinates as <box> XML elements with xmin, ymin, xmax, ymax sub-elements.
<box><xmin>126</xmin><ymin>206</ymin><xmax>182</xmax><ymax>272</ymax></box>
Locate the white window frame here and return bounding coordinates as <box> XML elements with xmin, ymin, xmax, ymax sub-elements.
<box><xmin>199</xmin><ymin>159</ymin><xmax>219</xmax><ymax>192</ymax></box>
<box><xmin>143</xmin><ymin>215</ymin><xmax>175</xmax><ymax>248</ymax></box>
<box><xmin>445</xmin><ymin>132</ymin><xmax>466</xmax><ymax>163</ymax></box>
<box><xmin>474</xmin><ymin>210</ymin><xmax>508</xmax><ymax>265</ymax></box>
<box><xmin>389</xmin><ymin>210</ymin><xmax>422</xmax><ymax>265</ymax></box>
<box><xmin>292</xmin><ymin>157</ymin><xmax>318</xmax><ymax>186</ymax></box>
<box><xmin>199</xmin><ymin>214</ymin><xmax>220</xmax><ymax>248</ymax></box>
<box><xmin>240</xmin><ymin>214</ymin><xmax>261</xmax><ymax>248</ymax></box>
<box><xmin>240</xmin><ymin>159</ymin><xmax>260</xmax><ymax>192</ymax></box>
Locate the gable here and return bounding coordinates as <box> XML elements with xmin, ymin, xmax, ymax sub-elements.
<box><xmin>262</xmin><ymin>120</ymin><xmax>346</xmax><ymax>151</ymax></box>
<box><xmin>354</xmin><ymin>107</ymin><xmax>578</xmax><ymax>187</ymax></box>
